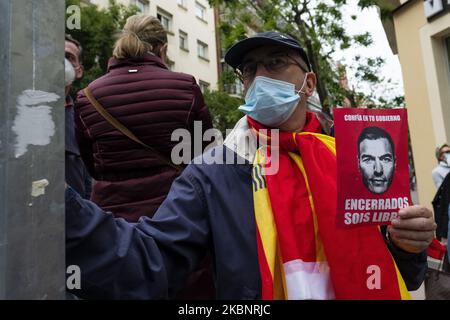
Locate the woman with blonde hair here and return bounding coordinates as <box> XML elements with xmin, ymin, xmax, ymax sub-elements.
<box><xmin>75</xmin><ymin>15</ymin><xmax>212</xmax><ymax>221</ymax></box>
<box><xmin>74</xmin><ymin>14</ymin><xmax>214</xmax><ymax>299</ymax></box>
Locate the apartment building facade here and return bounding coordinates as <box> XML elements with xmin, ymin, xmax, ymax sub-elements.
<box><xmin>379</xmin><ymin>0</ymin><xmax>450</xmax><ymax>207</ymax></box>
<box><xmin>90</xmin><ymin>0</ymin><xmax>219</xmax><ymax>91</ymax></box>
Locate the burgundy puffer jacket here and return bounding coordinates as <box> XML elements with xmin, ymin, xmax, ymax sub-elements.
<box><xmin>75</xmin><ymin>54</ymin><xmax>213</xmax><ymax>222</ymax></box>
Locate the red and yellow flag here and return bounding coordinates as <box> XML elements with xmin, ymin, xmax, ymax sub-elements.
<box><xmin>249</xmin><ymin>113</ymin><xmax>410</xmax><ymax>300</ymax></box>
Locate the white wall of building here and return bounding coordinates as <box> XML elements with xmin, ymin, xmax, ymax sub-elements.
<box><xmin>90</xmin><ymin>0</ymin><xmax>219</xmax><ymax>90</ymax></box>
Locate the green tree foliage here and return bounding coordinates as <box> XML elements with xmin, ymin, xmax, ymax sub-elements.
<box><xmin>65</xmin><ymin>0</ymin><xmax>139</xmax><ymax>94</ymax></box>
<box><xmin>209</xmin><ymin>0</ymin><xmax>404</xmax><ymax>112</ymax></box>
<box><xmin>65</xmin><ymin>1</ymin><xmax>243</xmax><ymax>132</ymax></box>
<box><xmin>203</xmin><ymin>90</ymin><xmax>244</xmax><ymax>136</ymax></box>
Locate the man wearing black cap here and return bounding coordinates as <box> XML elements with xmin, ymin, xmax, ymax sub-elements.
<box><xmin>226</xmin><ymin>31</ymin><xmax>315</xmax><ymax>132</ymax></box>
<box><xmin>65</xmin><ymin>31</ymin><xmax>434</xmax><ymax>300</ymax></box>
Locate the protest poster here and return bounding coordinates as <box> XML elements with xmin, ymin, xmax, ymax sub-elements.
<box><xmin>333</xmin><ymin>108</ymin><xmax>411</xmax><ymax>228</ymax></box>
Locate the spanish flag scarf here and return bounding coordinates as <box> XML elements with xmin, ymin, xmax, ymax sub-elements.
<box><xmin>248</xmin><ymin>113</ymin><xmax>410</xmax><ymax>300</ymax></box>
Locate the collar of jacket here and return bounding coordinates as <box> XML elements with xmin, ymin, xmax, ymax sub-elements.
<box><xmin>106</xmin><ymin>53</ymin><xmax>168</xmax><ymax>72</ymax></box>
<box><xmin>65</xmin><ymin>95</ymin><xmax>74</xmax><ymax>108</ymax></box>
<box><xmin>223</xmin><ymin>115</ymin><xmax>257</xmax><ymax>164</ymax></box>
<box><xmin>439</xmin><ymin>161</ymin><xmax>450</xmax><ymax>168</ymax></box>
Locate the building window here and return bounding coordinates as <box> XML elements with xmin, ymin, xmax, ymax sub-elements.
<box><xmin>199</xmin><ymin>80</ymin><xmax>210</xmax><ymax>93</ymax></box>
<box><xmin>195</xmin><ymin>2</ymin><xmax>207</xmax><ymax>22</ymax></box>
<box><xmin>233</xmin><ymin>79</ymin><xmax>244</xmax><ymax>96</ymax></box>
<box><xmin>157</xmin><ymin>8</ymin><xmax>173</xmax><ymax>33</ymax></box>
<box><xmin>179</xmin><ymin>30</ymin><xmax>188</xmax><ymax>51</ymax></box>
<box><xmin>135</xmin><ymin>0</ymin><xmax>149</xmax><ymax>14</ymax></box>
<box><xmin>197</xmin><ymin>40</ymin><xmax>209</xmax><ymax>60</ymax></box>
<box><xmin>224</xmin><ymin>78</ymin><xmax>244</xmax><ymax>96</ymax></box>
<box><xmin>177</xmin><ymin>0</ymin><xmax>187</xmax><ymax>9</ymax></box>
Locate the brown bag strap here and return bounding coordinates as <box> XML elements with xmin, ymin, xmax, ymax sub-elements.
<box><xmin>83</xmin><ymin>87</ymin><xmax>182</xmax><ymax>172</ymax></box>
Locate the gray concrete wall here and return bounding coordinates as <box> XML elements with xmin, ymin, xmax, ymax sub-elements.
<box><xmin>0</xmin><ymin>0</ymin><xmax>65</xmax><ymax>299</ymax></box>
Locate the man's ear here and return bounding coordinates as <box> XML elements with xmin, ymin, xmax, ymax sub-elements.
<box><xmin>304</xmin><ymin>72</ymin><xmax>316</xmax><ymax>97</ymax></box>
<box><xmin>159</xmin><ymin>43</ymin><xmax>168</xmax><ymax>61</ymax></box>
<box><xmin>75</xmin><ymin>64</ymin><xmax>84</xmax><ymax>80</ymax></box>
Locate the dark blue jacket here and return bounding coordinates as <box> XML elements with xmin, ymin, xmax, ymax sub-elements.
<box><xmin>66</xmin><ymin>96</ymin><xmax>91</xmax><ymax>199</ymax></box>
<box><xmin>66</xmin><ymin>145</ymin><xmax>427</xmax><ymax>299</ymax></box>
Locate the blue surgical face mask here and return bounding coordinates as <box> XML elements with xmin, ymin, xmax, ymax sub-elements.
<box><xmin>444</xmin><ymin>152</ymin><xmax>450</xmax><ymax>166</ymax></box>
<box><xmin>239</xmin><ymin>75</ymin><xmax>308</xmax><ymax>127</ymax></box>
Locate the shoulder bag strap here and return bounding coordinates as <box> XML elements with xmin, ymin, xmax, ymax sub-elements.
<box><xmin>83</xmin><ymin>86</ymin><xmax>182</xmax><ymax>172</ymax></box>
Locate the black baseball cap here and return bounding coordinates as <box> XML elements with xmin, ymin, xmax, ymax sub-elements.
<box><xmin>224</xmin><ymin>31</ymin><xmax>311</xmax><ymax>71</ymax></box>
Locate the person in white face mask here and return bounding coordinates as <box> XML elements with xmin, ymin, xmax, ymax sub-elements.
<box><xmin>432</xmin><ymin>143</ymin><xmax>450</xmax><ymax>189</ymax></box>
<box><xmin>65</xmin><ymin>57</ymin><xmax>75</xmax><ymax>87</ymax></box>
<box><xmin>65</xmin><ymin>34</ymin><xmax>92</xmax><ymax>200</ymax></box>
<box><xmin>431</xmin><ymin>143</ymin><xmax>450</xmax><ymax>264</ymax></box>
<box><xmin>65</xmin><ymin>34</ymin><xmax>84</xmax><ymax>96</ymax></box>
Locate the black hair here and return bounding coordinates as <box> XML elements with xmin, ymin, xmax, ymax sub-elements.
<box><xmin>65</xmin><ymin>34</ymin><xmax>82</xmax><ymax>60</ymax></box>
<box><xmin>357</xmin><ymin>126</ymin><xmax>395</xmax><ymax>159</ymax></box>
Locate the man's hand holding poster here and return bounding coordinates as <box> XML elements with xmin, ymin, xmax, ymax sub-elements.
<box><xmin>334</xmin><ymin>108</ymin><xmax>411</xmax><ymax>228</ymax></box>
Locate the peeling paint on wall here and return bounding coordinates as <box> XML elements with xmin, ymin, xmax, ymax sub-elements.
<box><xmin>31</xmin><ymin>179</ymin><xmax>49</xmax><ymax>197</ymax></box>
<box><xmin>12</xmin><ymin>90</ymin><xmax>59</xmax><ymax>158</ymax></box>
